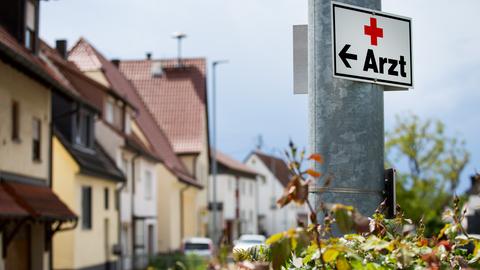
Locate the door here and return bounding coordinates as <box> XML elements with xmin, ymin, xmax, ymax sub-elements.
<box><xmin>5</xmin><ymin>224</ymin><xmax>30</xmax><ymax>270</ymax></box>
<box><xmin>147</xmin><ymin>224</ymin><xmax>154</xmax><ymax>256</ymax></box>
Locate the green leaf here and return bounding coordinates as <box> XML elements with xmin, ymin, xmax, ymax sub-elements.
<box><xmin>266</xmin><ymin>232</ymin><xmax>284</xmax><ymax>245</ymax></box>
<box><xmin>336</xmin><ymin>256</ymin><xmax>351</xmax><ymax>270</ymax></box>
<box><xmin>323</xmin><ymin>248</ymin><xmax>340</xmax><ymax>263</ymax></box>
<box><xmin>271</xmin><ymin>238</ymin><xmax>291</xmax><ymax>270</ymax></box>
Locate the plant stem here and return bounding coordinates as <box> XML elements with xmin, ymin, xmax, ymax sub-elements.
<box><xmin>306</xmin><ymin>199</ymin><xmax>326</xmax><ymax>269</ymax></box>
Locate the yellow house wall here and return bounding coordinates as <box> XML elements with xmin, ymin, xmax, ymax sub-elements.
<box><xmin>83</xmin><ymin>70</ymin><xmax>110</xmax><ymax>88</ymax></box>
<box><xmin>73</xmin><ymin>174</ymin><xmax>119</xmax><ymax>269</ymax></box>
<box><xmin>52</xmin><ymin>137</ymin><xmax>78</xmax><ymax>269</ymax></box>
<box><xmin>183</xmin><ymin>188</ymin><xmax>201</xmax><ymax>239</ymax></box>
<box><xmin>156</xmin><ymin>165</ymin><xmax>182</xmax><ymax>252</ymax></box>
<box><xmin>0</xmin><ymin>61</ymin><xmax>51</xmax><ymax>181</ymax></box>
<box><xmin>52</xmin><ymin>137</ymin><xmax>119</xmax><ymax>269</ymax></box>
<box><xmin>179</xmin><ymin>155</ymin><xmax>196</xmax><ymax>177</ymax></box>
<box><xmin>194</xmin><ymin>150</ymin><xmax>209</xmax><ymax>237</ymax></box>
<box><xmin>179</xmin><ymin>153</ymin><xmax>208</xmax><ymax>237</ymax></box>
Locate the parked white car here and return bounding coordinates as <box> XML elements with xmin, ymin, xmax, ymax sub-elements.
<box><xmin>181</xmin><ymin>237</ymin><xmax>215</xmax><ymax>259</ymax></box>
<box><xmin>233</xmin><ymin>234</ymin><xmax>266</xmax><ymax>251</ymax></box>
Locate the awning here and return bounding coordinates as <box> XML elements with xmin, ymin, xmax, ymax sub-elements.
<box><xmin>0</xmin><ymin>182</ymin><xmax>77</xmax><ymax>221</ymax></box>
<box><xmin>0</xmin><ymin>185</ymin><xmax>29</xmax><ymax>218</ymax></box>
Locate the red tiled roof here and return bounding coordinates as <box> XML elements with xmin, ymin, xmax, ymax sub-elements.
<box><xmin>215</xmin><ymin>150</ymin><xmax>259</xmax><ymax>177</ymax></box>
<box><xmin>253</xmin><ymin>151</ymin><xmax>292</xmax><ymax>187</ymax></box>
<box><xmin>119</xmin><ymin>58</ymin><xmax>208</xmax><ymax>154</ymax></box>
<box><xmin>68</xmin><ymin>39</ymin><xmax>201</xmax><ymax>188</ymax></box>
<box><xmin>2</xmin><ymin>182</ymin><xmax>77</xmax><ymax>221</ymax></box>
<box><xmin>0</xmin><ymin>26</ymin><xmax>83</xmax><ymax>101</ymax></box>
<box><xmin>68</xmin><ymin>38</ymin><xmax>136</xmax><ymax>110</ymax></box>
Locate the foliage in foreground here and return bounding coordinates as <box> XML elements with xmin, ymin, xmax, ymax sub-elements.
<box><xmin>234</xmin><ymin>142</ymin><xmax>479</xmax><ymax>269</ymax></box>
<box><xmin>148</xmin><ymin>252</ymin><xmax>208</xmax><ymax>270</ymax></box>
<box><xmin>385</xmin><ymin>114</ymin><xmax>470</xmax><ymax>235</ymax></box>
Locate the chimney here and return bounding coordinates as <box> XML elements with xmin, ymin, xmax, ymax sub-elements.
<box><xmin>146</xmin><ymin>52</ymin><xmax>152</xmax><ymax>60</ymax></box>
<box><xmin>55</xmin><ymin>39</ymin><xmax>67</xmax><ymax>59</ymax></box>
<box><xmin>470</xmin><ymin>173</ymin><xmax>480</xmax><ymax>194</ymax></box>
<box><xmin>111</xmin><ymin>59</ymin><xmax>120</xmax><ymax>67</ymax></box>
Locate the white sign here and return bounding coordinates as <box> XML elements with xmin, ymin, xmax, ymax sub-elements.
<box><xmin>332</xmin><ymin>2</ymin><xmax>413</xmax><ymax>89</ymax></box>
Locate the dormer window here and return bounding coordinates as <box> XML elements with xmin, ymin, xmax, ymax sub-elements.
<box><xmin>104</xmin><ymin>97</ymin><xmax>123</xmax><ymax>130</ymax></box>
<box><xmin>124</xmin><ymin>112</ymin><xmax>132</xmax><ymax>135</ymax></box>
<box><xmin>75</xmin><ymin>109</ymin><xmax>94</xmax><ymax>149</ymax></box>
<box><xmin>25</xmin><ymin>0</ymin><xmax>36</xmax><ymax>51</ymax></box>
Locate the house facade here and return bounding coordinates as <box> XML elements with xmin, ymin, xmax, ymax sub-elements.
<box><xmin>65</xmin><ymin>39</ymin><xmax>164</xmax><ymax>269</ymax></box>
<box><xmin>244</xmin><ymin>151</ymin><xmax>308</xmax><ymax>236</ymax></box>
<box><xmin>210</xmin><ymin>151</ymin><xmax>260</xmax><ymax>244</ymax></box>
<box><xmin>68</xmin><ymin>39</ymin><xmax>204</xmax><ymax>260</ymax></box>
<box><xmin>0</xmin><ymin>1</ymin><xmax>77</xmax><ymax>269</ymax></box>
<box><xmin>35</xmin><ymin>41</ymin><xmax>127</xmax><ymax>270</ymax></box>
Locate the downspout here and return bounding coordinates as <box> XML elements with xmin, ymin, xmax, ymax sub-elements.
<box><xmin>131</xmin><ymin>153</ymin><xmax>140</xmax><ymax>270</ymax></box>
<box><xmin>180</xmin><ymin>185</ymin><xmax>190</xmax><ymax>242</ymax></box>
<box><xmin>116</xmin><ymin>177</ymin><xmax>127</xmax><ymax>270</ymax></box>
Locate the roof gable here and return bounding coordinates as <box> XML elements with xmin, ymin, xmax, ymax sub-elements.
<box><xmin>119</xmin><ymin>58</ymin><xmax>208</xmax><ymax>154</ymax></box>
<box><xmin>251</xmin><ymin>151</ymin><xmax>292</xmax><ymax>187</ymax></box>
<box><xmin>215</xmin><ymin>150</ymin><xmax>259</xmax><ymax>177</ymax></box>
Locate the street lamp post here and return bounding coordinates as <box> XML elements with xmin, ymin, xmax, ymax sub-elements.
<box><xmin>211</xmin><ymin>60</ymin><xmax>228</xmax><ymax>244</ymax></box>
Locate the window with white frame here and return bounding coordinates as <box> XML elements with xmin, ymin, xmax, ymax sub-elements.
<box><xmin>144</xmin><ymin>170</ymin><xmax>152</xmax><ymax>200</ymax></box>
<box><xmin>121</xmin><ymin>157</ymin><xmax>129</xmax><ymax>192</ymax></box>
<box><xmin>25</xmin><ymin>0</ymin><xmax>36</xmax><ymax>51</ymax></box>
<box><xmin>228</xmin><ymin>177</ymin><xmax>233</xmax><ymax>191</ymax></box>
<box><xmin>105</xmin><ymin>99</ymin><xmax>114</xmax><ymax>124</ymax></box>
<box><xmin>124</xmin><ymin>111</ymin><xmax>132</xmax><ymax>135</ymax></box>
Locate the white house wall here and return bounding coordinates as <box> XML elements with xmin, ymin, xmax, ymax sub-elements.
<box><xmin>245</xmin><ymin>154</ymin><xmax>305</xmax><ymax>236</ymax></box>
<box><xmin>238</xmin><ymin>176</ymin><xmax>258</xmax><ymax>234</ymax></box>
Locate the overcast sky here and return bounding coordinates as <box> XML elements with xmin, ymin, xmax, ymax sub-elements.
<box><xmin>40</xmin><ymin>0</ymin><xmax>479</xmax><ymax>193</ymax></box>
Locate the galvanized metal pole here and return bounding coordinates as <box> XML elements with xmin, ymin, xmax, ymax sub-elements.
<box><xmin>308</xmin><ymin>0</ymin><xmax>384</xmax><ymax>219</ymax></box>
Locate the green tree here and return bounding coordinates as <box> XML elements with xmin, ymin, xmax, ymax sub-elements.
<box><xmin>385</xmin><ymin>114</ymin><xmax>469</xmax><ymax>235</ymax></box>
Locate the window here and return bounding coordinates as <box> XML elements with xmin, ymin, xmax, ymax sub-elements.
<box><xmin>83</xmin><ymin>114</ymin><xmax>92</xmax><ymax>147</ymax></box>
<box><xmin>75</xmin><ymin>110</ymin><xmax>94</xmax><ymax>148</ymax></box>
<box><xmin>249</xmin><ymin>181</ymin><xmax>253</xmax><ymax>196</ymax></box>
<box><xmin>81</xmin><ymin>186</ymin><xmax>92</xmax><ymax>229</ymax></box>
<box><xmin>124</xmin><ymin>112</ymin><xmax>131</xmax><ymax>135</ymax></box>
<box><xmin>228</xmin><ymin>177</ymin><xmax>233</xmax><ymax>191</ymax></box>
<box><xmin>105</xmin><ymin>99</ymin><xmax>123</xmax><ymax>130</ymax></box>
<box><xmin>32</xmin><ymin>118</ymin><xmax>41</xmax><ymax>161</ymax></box>
<box><xmin>113</xmin><ymin>102</ymin><xmax>123</xmax><ymax>129</ymax></box>
<box><xmin>25</xmin><ymin>0</ymin><xmax>36</xmax><ymax>51</ymax></box>
<box><xmin>121</xmin><ymin>157</ymin><xmax>129</xmax><ymax>192</ymax></box>
<box><xmin>25</xmin><ymin>29</ymin><xmax>35</xmax><ymax>51</ymax></box>
<box><xmin>135</xmin><ymin>220</ymin><xmax>145</xmax><ymax>247</ymax></box>
<box><xmin>104</xmin><ymin>187</ymin><xmax>109</xmax><ymax>210</ymax></box>
<box><xmin>145</xmin><ymin>170</ymin><xmax>152</xmax><ymax>200</ymax></box>
<box><xmin>11</xmin><ymin>101</ymin><xmax>19</xmax><ymax>141</ymax></box>
<box><xmin>105</xmin><ymin>100</ymin><xmax>114</xmax><ymax>124</ymax></box>
<box><xmin>241</xmin><ymin>181</ymin><xmax>245</xmax><ymax>195</ymax></box>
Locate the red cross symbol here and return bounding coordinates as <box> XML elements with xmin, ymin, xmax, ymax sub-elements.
<box><xmin>364</xmin><ymin>17</ymin><xmax>383</xmax><ymax>46</ymax></box>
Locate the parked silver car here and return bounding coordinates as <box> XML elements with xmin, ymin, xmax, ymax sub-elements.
<box><xmin>181</xmin><ymin>237</ymin><xmax>215</xmax><ymax>259</ymax></box>
<box><xmin>233</xmin><ymin>234</ymin><xmax>266</xmax><ymax>251</ymax></box>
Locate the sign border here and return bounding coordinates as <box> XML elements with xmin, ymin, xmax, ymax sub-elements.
<box><xmin>331</xmin><ymin>1</ymin><xmax>414</xmax><ymax>88</ymax></box>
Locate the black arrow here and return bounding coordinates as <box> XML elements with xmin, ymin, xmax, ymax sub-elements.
<box><xmin>339</xmin><ymin>44</ymin><xmax>357</xmax><ymax>68</ymax></box>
